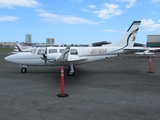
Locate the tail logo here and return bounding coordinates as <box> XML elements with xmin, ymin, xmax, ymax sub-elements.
<box><xmin>132</xmin><ymin>36</ymin><xmax>136</xmax><ymax>41</ymax></box>
<box><xmin>132</xmin><ymin>29</ymin><xmax>137</xmax><ymax>41</ymax></box>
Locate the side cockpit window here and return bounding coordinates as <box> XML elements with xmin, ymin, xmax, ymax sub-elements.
<box><xmin>70</xmin><ymin>49</ymin><xmax>78</xmax><ymax>55</ymax></box>
<box><xmin>31</xmin><ymin>48</ymin><xmax>36</xmax><ymax>54</ymax></box>
<box><xmin>49</xmin><ymin>49</ymin><xmax>57</xmax><ymax>53</ymax></box>
<box><xmin>37</xmin><ymin>49</ymin><xmax>44</xmax><ymax>55</ymax></box>
<box><xmin>60</xmin><ymin>49</ymin><xmax>65</xmax><ymax>53</ymax></box>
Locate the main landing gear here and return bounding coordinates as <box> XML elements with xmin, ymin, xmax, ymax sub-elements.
<box><xmin>68</xmin><ymin>64</ymin><xmax>75</xmax><ymax>76</ymax></box>
<box><xmin>21</xmin><ymin>66</ymin><xmax>27</xmax><ymax>73</ymax></box>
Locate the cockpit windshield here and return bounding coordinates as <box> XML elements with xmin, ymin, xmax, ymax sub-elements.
<box><xmin>31</xmin><ymin>48</ymin><xmax>37</xmax><ymax>54</ymax></box>
<box><xmin>31</xmin><ymin>47</ymin><xmax>46</xmax><ymax>55</ymax></box>
<box><xmin>37</xmin><ymin>49</ymin><xmax>45</xmax><ymax>55</ymax></box>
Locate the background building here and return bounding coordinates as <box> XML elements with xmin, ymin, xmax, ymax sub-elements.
<box><xmin>147</xmin><ymin>35</ymin><xmax>160</xmax><ymax>47</ymax></box>
<box><xmin>0</xmin><ymin>42</ymin><xmax>15</xmax><ymax>47</ymax></box>
<box><xmin>46</xmin><ymin>38</ymin><xmax>55</xmax><ymax>44</ymax></box>
<box><xmin>25</xmin><ymin>34</ymin><xmax>32</xmax><ymax>43</ymax></box>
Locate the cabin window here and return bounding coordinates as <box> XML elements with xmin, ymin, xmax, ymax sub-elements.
<box><xmin>60</xmin><ymin>49</ymin><xmax>65</xmax><ymax>53</ymax></box>
<box><xmin>49</xmin><ymin>49</ymin><xmax>57</xmax><ymax>53</ymax></box>
<box><xmin>37</xmin><ymin>49</ymin><xmax>44</xmax><ymax>55</ymax></box>
<box><xmin>70</xmin><ymin>49</ymin><xmax>78</xmax><ymax>55</ymax></box>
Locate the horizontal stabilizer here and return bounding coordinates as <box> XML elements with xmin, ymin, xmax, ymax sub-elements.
<box><xmin>124</xmin><ymin>47</ymin><xmax>147</xmax><ymax>51</ymax></box>
<box><xmin>135</xmin><ymin>52</ymin><xmax>154</xmax><ymax>55</ymax></box>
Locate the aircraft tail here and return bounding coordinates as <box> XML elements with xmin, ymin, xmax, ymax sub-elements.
<box><xmin>104</xmin><ymin>21</ymin><xmax>141</xmax><ymax>48</ymax></box>
<box><xmin>16</xmin><ymin>43</ymin><xmax>24</xmax><ymax>52</ymax></box>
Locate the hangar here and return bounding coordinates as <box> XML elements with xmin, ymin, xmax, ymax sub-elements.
<box><xmin>147</xmin><ymin>35</ymin><xmax>160</xmax><ymax>47</ymax></box>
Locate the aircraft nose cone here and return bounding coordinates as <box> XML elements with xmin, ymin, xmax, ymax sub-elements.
<box><xmin>5</xmin><ymin>55</ymin><xmax>15</xmax><ymax>63</ymax></box>
<box><xmin>5</xmin><ymin>56</ymin><xmax>11</xmax><ymax>62</ymax></box>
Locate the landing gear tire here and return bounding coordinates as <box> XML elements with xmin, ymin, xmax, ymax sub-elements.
<box><xmin>21</xmin><ymin>67</ymin><xmax>27</xmax><ymax>73</ymax></box>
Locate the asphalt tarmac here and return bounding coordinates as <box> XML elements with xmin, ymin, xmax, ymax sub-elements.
<box><xmin>0</xmin><ymin>52</ymin><xmax>160</xmax><ymax>120</ymax></box>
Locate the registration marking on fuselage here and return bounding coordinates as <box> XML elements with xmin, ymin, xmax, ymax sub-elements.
<box><xmin>90</xmin><ymin>48</ymin><xmax>107</xmax><ymax>54</ymax></box>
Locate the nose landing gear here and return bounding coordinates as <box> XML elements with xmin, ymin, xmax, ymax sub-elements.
<box><xmin>68</xmin><ymin>63</ymin><xmax>75</xmax><ymax>76</ymax></box>
<box><xmin>21</xmin><ymin>66</ymin><xmax>27</xmax><ymax>73</ymax></box>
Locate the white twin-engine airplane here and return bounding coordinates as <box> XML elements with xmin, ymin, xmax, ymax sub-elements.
<box><xmin>5</xmin><ymin>21</ymin><xmax>144</xmax><ymax>75</ymax></box>
<box><xmin>135</xmin><ymin>50</ymin><xmax>155</xmax><ymax>57</ymax></box>
<box><xmin>135</xmin><ymin>47</ymin><xmax>160</xmax><ymax>57</ymax></box>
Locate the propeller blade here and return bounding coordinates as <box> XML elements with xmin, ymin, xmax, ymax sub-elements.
<box><xmin>45</xmin><ymin>47</ymin><xmax>47</xmax><ymax>71</ymax></box>
<box><xmin>41</xmin><ymin>47</ymin><xmax>47</xmax><ymax>60</ymax></box>
<box><xmin>43</xmin><ymin>54</ymin><xmax>46</xmax><ymax>59</ymax></box>
<box><xmin>40</xmin><ymin>47</ymin><xmax>48</xmax><ymax>71</ymax></box>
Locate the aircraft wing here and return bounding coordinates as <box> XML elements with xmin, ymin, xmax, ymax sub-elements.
<box><xmin>48</xmin><ymin>50</ymin><xmax>88</xmax><ymax>62</ymax></box>
<box><xmin>48</xmin><ymin>55</ymin><xmax>88</xmax><ymax>62</ymax></box>
<box><xmin>68</xmin><ymin>55</ymin><xmax>88</xmax><ymax>61</ymax></box>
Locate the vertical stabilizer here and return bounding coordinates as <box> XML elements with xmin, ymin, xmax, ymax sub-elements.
<box><xmin>106</xmin><ymin>21</ymin><xmax>141</xmax><ymax>48</ymax></box>
<box><xmin>16</xmin><ymin>43</ymin><xmax>23</xmax><ymax>52</ymax></box>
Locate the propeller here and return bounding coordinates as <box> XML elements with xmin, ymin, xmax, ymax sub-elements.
<box><xmin>41</xmin><ymin>47</ymin><xmax>48</xmax><ymax>70</ymax></box>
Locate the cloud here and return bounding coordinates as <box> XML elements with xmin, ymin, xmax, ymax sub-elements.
<box><xmin>0</xmin><ymin>15</ymin><xmax>18</xmax><ymax>22</ymax></box>
<box><xmin>70</xmin><ymin>0</ymin><xmax>83</xmax><ymax>3</ymax></box>
<box><xmin>76</xmin><ymin>0</ymin><xmax>83</xmax><ymax>2</ymax></box>
<box><xmin>88</xmin><ymin>5</ymin><xmax>96</xmax><ymax>9</ymax></box>
<box><xmin>0</xmin><ymin>0</ymin><xmax>40</xmax><ymax>8</ymax></box>
<box><xmin>93</xmin><ymin>3</ymin><xmax>123</xmax><ymax>19</ymax></box>
<box><xmin>126</xmin><ymin>0</ymin><xmax>136</xmax><ymax>8</ymax></box>
<box><xmin>103</xmin><ymin>29</ymin><xmax>118</xmax><ymax>32</ymax></box>
<box><xmin>117</xmin><ymin>0</ymin><xmax>136</xmax><ymax>8</ymax></box>
<box><xmin>81</xmin><ymin>8</ymin><xmax>89</xmax><ymax>12</ymax></box>
<box><xmin>141</xmin><ymin>19</ymin><xmax>160</xmax><ymax>31</ymax></box>
<box><xmin>36</xmin><ymin>9</ymin><xmax>98</xmax><ymax>24</ymax></box>
<box><xmin>152</xmin><ymin>0</ymin><xmax>160</xmax><ymax>3</ymax></box>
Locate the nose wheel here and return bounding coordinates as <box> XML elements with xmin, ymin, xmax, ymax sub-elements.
<box><xmin>21</xmin><ymin>67</ymin><xmax>27</xmax><ymax>73</ymax></box>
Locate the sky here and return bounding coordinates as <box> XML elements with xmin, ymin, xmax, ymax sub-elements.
<box><xmin>0</xmin><ymin>0</ymin><xmax>160</xmax><ymax>44</ymax></box>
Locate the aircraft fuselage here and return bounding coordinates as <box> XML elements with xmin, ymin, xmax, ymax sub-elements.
<box><xmin>5</xmin><ymin>46</ymin><xmax>133</xmax><ymax>66</ymax></box>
